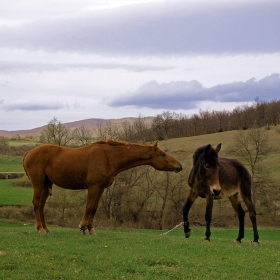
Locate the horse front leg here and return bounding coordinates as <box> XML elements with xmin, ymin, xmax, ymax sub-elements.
<box><xmin>183</xmin><ymin>189</ymin><xmax>198</xmax><ymax>238</ymax></box>
<box><xmin>87</xmin><ymin>188</ymin><xmax>104</xmax><ymax>235</ymax></box>
<box><xmin>79</xmin><ymin>186</ymin><xmax>103</xmax><ymax>235</ymax></box>
<box><xmin>204</xmin><ymin>194</ymin><xmax>213</xmax><ymax>241</ymax></box>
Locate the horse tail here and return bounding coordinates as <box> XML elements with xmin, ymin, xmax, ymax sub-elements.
<box><xmin>237</xmin><ymin>163</ymin><xmax>252</xmax><ymax>196</ymax></box>
<box><xmin>22</xmin><ymin>151</ymin><xmax>30</xmax><ymax>179</ymax></box>
<box><xmin>43</xmin><ymin>175</ymin><xmax>53</xmax><ymax>196</ymax></box>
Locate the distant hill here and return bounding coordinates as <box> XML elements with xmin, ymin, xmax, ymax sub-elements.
<box><xmin>0</xmin><ymin>117</ymin><xmax>154</xmax><ymax>137</ymax></box>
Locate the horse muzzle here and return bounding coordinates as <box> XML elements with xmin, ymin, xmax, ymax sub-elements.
<box><xmin>211</xmin><ymin>189</ymin><xmax>221</xmax><ymax>196</ymax></box>
<box><xmin>174</xmin><ymin>165</ymin><xmax>183</xmax><ymax>173</ymax></box>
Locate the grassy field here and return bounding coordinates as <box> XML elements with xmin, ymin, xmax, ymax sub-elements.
<box><xmin>7</xmin><ymin>140</ymin><xmax>40</xmax><ymax>147</ymax></box>
<box><xmin>0</xmin><ymin>179</ymin><xmax>33</xmax><ymax>205</ymax></box>
<box><xmin>0</xmin><ymin>218</ymin><xmax>279</xmax><ymax>280</ymax></box>
<box><xmin>0</xmin><ymin>156</ymin><xmax>24</xmax><ymax>172</ymax></box>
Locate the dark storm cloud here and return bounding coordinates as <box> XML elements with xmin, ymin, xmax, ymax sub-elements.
<box><xmin>0</xmin><ymin>1</ymin><xmax>279</xmax><ymax>55</ymax></box>
<box><xmin>108</xmin><ymin>74</ymin><xmax>280</xmax><ymax>110</ymax></box>
<box><xmin>1</xmin><ymin>101</ymin><xmax>64</xmax><ymax>111</ymax></box>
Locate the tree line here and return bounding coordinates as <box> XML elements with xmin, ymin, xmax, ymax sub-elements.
<box><xmin>1</xmin><ymin>98</ymin><xmax>279</xmax><ymax>151</ymax></box>
<box><xmin>33</xmin><ymin>98</ymin><xmax>280</xmax><ymax>146</ymax></box>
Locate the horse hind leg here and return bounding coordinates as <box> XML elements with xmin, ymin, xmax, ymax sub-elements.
<box><xmin>33</xmin><ymin>186</ymin><xmax>47</xmax><ymax>234</ymax></box>
<box><xmin>32</xmin><ymin>177</ymin><xmax>51</xmax><ymax>234</ymax></box>
<box><xmin>39</xmin><ymin>182</ymin><xmax>52</xmax><ymax>233</ymax></box>
<box><xmin>229</xmin><ymin>194</ymin><xmax>245</xmax><ymax>243</ymax></box>
<box><xmin>241</xmin><ymin>194</ymin><xmax>259</xmax><ymax>244</ymax></box>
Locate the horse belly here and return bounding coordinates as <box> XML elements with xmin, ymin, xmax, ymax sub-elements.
<box><xmin>58</xmin><ymin>182</ymin><xmax>88</xmax><ymax>190</ymax></box>
<box><xmin>48</xmin><ymin>166</ymin><xmax>88</xmax><ymax>190</ymax></box>
<box><xmin>219</xmin><ymin>185</ymin><xmax>240</xmax><ymax>198</ymax></box>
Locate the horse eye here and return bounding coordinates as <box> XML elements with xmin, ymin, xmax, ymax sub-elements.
<box><xmin>205</xmin><ymin>163</ymin><xmax>210</xmax><ymax>169</ymax></box>
<box><xmin>162</xmin><ymin>152</ymin><xmax>166</xmax><ymax>157</ymax></box>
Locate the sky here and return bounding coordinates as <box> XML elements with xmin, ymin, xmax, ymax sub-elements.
<box><xmin>0</xmin><ymin>0</ymin><xmax>280</xmax><ymax>131</ymax></box>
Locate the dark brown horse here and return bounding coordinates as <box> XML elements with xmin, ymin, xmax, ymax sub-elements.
<box><xmin>183</xmin><ymin>143</ymin><xmax>259</xmax><ymax>244</ymax></box>
<box><xmin>23</xmin><ymin>140</ymin><xmax>182</xmax><ymax>234</ymax></box>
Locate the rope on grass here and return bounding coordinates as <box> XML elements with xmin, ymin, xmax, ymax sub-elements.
<box><xmin>159</xmin><ymin>222</ymin><xmax>184</xmax><ymax>236</ymax></box>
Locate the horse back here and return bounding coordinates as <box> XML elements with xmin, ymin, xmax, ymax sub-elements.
<box><xmin>23</xmin><ymin>144</ymin><xmax>109</xmax><ymax>189</ymax></box>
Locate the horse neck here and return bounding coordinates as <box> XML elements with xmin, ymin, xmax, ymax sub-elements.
<box><xmin>108</xmin><ymin>145</ymin><xmax>152</xmax><ymax>174</ymax></box>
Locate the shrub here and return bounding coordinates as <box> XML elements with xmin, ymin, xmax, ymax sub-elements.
<box><xmin>11</xmin><ymin>176</ymin><xmax>32</xmax><ymax>188</ymax></box>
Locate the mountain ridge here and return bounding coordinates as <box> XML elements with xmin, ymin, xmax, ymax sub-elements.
<box><xmin>0</xmin><ymin>117</ymin><xmax>154</xmax><ymax>137</ymax></box>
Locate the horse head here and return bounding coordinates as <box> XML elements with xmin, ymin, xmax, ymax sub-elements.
<box><xmin>191</xmin><ymin>143</ymin><xmax>222</xmax><ymax>196</ymax></box>
<box><xmin>150</xmin><ymin>142</ymin><xmax>182</xmax><ymax>173</ymax></box>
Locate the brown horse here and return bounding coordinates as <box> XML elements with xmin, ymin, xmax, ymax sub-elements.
<box><xmin>183</xmin><ymin>143</ymin><xmax>259</xmax><ymax>244</ymax></box>
<box><xmin>23</xmin><ymin>140</ymin><xmax>182</xmax><ymax>234</ymax></box>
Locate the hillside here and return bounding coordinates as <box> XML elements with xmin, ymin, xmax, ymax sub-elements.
<box><xmin>0</xmin><ymin>116</ymin><xmax>154</xmax><ymax>137</ymax></box>
<box><xmin>1</xmin><ymin>125</ymin><xmax>280</xmax><ymax>229</ymax></box>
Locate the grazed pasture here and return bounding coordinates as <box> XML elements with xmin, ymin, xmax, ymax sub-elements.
<box><xmin>0</xmin><ymin>218</ymin><xmax>279</xmax><ymax>280</ymax></box>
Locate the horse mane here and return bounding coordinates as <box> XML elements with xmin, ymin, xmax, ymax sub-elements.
<box><xmin>93</xmin><ymin>139</ymin><xmax>147</xmax><ymax>147</ymax></box>
<box><xmin>193</xmin><ymin>145</ymin><xmax>207</xmax><ymax>165</ymax></box>
<box><xmin>192</xmin><ymin>144</ymin><xmax>218</xmax><ymax>165</ymax></box>
<box><xmin>189</xmin><ymin>144</ymin><xmax>219</xmax><ymax>187</ymax></box>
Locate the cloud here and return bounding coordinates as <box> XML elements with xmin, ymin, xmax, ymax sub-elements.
<box><xmin>0</xmin><ymin>100</ymin><xmax>64</xmax><ymax>111</ymax></box>
<box><xmin>108</xmin><ymin>74</ymin><xmax>280</xmax><ymax>110</ymax></box>
<box><xmin>0</xmin><ymin>0</ymin><xmax>279</xmax><ymax>55</ymax></box>
<box><xmin>0</xmin><ymin>60</ymin><xmax>173</xmax><ymax>73</ymax></box>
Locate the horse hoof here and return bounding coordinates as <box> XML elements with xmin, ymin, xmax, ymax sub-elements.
<box><xmin>83</xmin><ymin>229</ymin><xmax>89</xmax><ymax>235</ymax></box>
<box><xmin>204</xmin><ymin>237</ymin><xmax>210</xmax><ymax>242</ymax></box>
<box><xmin>89</xmin><ymin>228</ymin><xmax>96</xmax><ymax>235</ymax></box>
<box><xmin>251</xmin><ymin>241</ymin><xmax>259</xmax><ymax>245</ymax></box>
<box><xmin>235</xmin><ymin>239</ymin><xmax>241</xmax><ymax>243</ymax></box>
<box><xmin>38</xmin><ymin>229</ymin><xmax>46</xmax><ymax>235</ymax></box>
<box><xmin>185</xmin><ymin>230</ymin><xmax>191</xmax><ymax>238</ymax></box>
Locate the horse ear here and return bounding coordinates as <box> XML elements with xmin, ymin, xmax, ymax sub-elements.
<box><xmin>203</xmin><ymin>144</ymin><xmax>212</xmax><ymax>156</ymax></box>
<box><xmin>153</xmin><ymin>141</ymin><xmax>158</xmax><ymax>150</ymax></box>
<box><xmin>216</xmin><ymin>143</ymin><xmax>222</xmax><ymax>153</ymax></box>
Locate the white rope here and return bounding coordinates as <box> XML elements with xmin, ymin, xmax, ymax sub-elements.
<box><xmin>159</xmin><ymin>221</ymin><xmax>184</xmax><ymax>236</ymax></box>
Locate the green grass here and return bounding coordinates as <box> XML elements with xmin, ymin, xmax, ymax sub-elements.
<box><xmin>0</xmin><ymin>179</ymin><xmax>33</xmax><ymax>205</ymax></box>
<box><xmin>0</xmin><ymin>219</ymin><xmax>279</xmax><ymax>279</ymax></box>
<box><xmin>0</xmin><ymin>156</ymin><xmax>24</xmax><ymax>172</ymax></box>
<box><xmin>8</xmin><ymin>140</ymin><xmax>39</xmax><ymax>147</ymax></box>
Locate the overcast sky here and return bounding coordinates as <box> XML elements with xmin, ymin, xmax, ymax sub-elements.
<box><xmin>1</xmin><ymin>0</ymin><xmax>280</xmax><ymax>131</ymax></box>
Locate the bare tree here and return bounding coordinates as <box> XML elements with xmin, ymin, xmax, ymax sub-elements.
<box><xmin>123</xmin><ymin>166</ymin><xmax>155</xmax><ymax>223</ymax></box>
<box><xmin>40</xmin><ymin>117</ymin><xmax>74</xmax><ymax>146</ymax></box>
<box><xmin>73</xmin><ymin>125</ymin><xmax>93</xmax><ymax>146</ymax></box>
<box><xmin>95</xmin><ymin>121</ymin><xmax>120</xmax><ymax>140</ymax></box>
<box><xmin>149</xmin><ymin>170</ymin><xmax>186</xmax><ymax>229</ymax></box>
<box><xmin>228</xmin><ymin>128</ymin><xmax>271</xmax><ymax>203</ymax></box>
<box><xmin>119</xmin><ymin>121</ymin><xmax>135</xmax><ymax>142</ymax></box>
<box><xmin>152</xmin><ymin>111</ymin><xmax>176</xmax><ymax>139</ymax></box>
